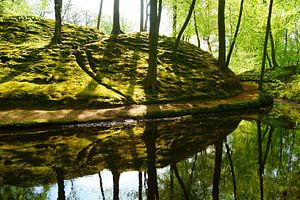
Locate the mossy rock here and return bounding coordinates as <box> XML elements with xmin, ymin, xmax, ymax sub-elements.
<box><xmin>0</xmin><ymin>15</ymin><xmax>243</xmax><ymax>109</ymax></box>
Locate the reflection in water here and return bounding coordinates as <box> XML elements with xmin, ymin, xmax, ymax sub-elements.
<box><xmin>0</xmin><ymin>108</ymin><xmax>299</xmax><ymax>200</ymax></box>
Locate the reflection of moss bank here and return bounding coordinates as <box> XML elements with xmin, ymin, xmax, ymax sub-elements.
<box><xmin>0</xmin><ymin>15</ymin><xmax>242</xmax><ymax>109</ymax></box>
<box><xmin>0</xmin><ymin>114</ymin><xmax>242</xmax><ymax>187</ymax></box>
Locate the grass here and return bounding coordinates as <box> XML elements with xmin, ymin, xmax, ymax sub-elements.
<box><xmin>0</xmin><ymin>15</ymin><xmax>243</xmax><ymax>109</ymax></box>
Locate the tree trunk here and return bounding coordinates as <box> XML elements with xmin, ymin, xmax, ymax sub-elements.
<box><xmin>226</xmin><ymin>0</ymin><xmax>244</xmax><ymax>67</ymax></box>
<box><xmin>225</xmin><ymin>142</ymin><xmax>237</xmax><ymax>200</ymax></box>
<box><xmin>257</xmin><ymin>120</ymin><xmax>264</xmax><ymax>200</ymax></box>
<box><xmin>193</xmin><ymin>10</ymin><xmax>201</xmax><ymax>48</ymax></box>
<box><xmin>158</xmin><ymin>0</ymin><xmax>163</xmax><ymax>32</ymax></box>
<box><xmin>52</xmin><ymin>0</ymin><xmax>62</xmax><ymax>44</ymax></box>
<box><xmin>144</xmin><ymin>0</ymin><xmax>159</xmax><ymax>94</ymax></box>
<box><xmin>212</xmin><ymin>141</ymin><xmax>223</xmax><ymax>200</ymax></box>
<box><xmin>259</xmin><ymin>0</ymin><xmax>274</xmax><ymax>91</ymax></box>
<box><xmin>171</xmin><ymin>156</ymin><xmax>189</xmax><ymax>200</ymax></box>
<box><xmin>96</xmin><ymin>0</ymin><xmax>104</xmax><ymax>30</ymax></box>
<box><xmin>173</xmin><ymin>0</ymin><xmax>197</xmax><ymax>56</ymax></box>
<box><xmin>140</xmin><ymin>0</ymin><xmax>144</xmax><ymax>32</ymax></box>
<box><xmin>138</xmin><ymin>171</ymin><xmax>143</xmax><ymax>200</ymax></box>
<box><xmin>172</xmin><ymin>0</ymin><xmax>177</xmax><ymax>37</ymax></box>
<box><xmin>218</xmin><ymin>0</ymin><xmax>226</xmax><ymax>70</ymax></box>
<box><xmin>144</xmin><ymin>0</ymin><xmax>150</xmax><ymax>31</ymax></box>
<box><xmin>111</xmin><ymin>0</ymin><xmax>123</xmax><ymax>34</ymax></box>
<box><xmin>269</xmin><ymin>30</ymin><xmax>279</xmax><ymax>68</ymax></box>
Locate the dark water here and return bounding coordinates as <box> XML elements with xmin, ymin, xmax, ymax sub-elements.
<box><xmin>0</xmin><ymin>105</ymin><xmax>299</xmax><ymax>200</ymax></box>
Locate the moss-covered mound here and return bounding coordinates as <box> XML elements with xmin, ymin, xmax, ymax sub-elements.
<box><xmin>0</xmin><ymin>15</ymin><xmax>242</xmax><ymax>109</ymax></box>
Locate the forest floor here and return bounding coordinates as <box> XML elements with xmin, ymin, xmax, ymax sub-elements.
<box><xmin>0</xmin><ymin>84</ymin><xmax>272</xmax><ymax>126</ymax></box>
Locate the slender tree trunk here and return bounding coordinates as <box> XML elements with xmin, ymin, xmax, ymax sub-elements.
<box><xmin>158</xmin><ymin>0</ymin><xmax>163</xmax><ymax>32</ymax></box>
<box><xmin>111</xmin><ymin>0</ymin><xmax>123</xmax><ymax>34</ymax></box>
<box><xmin>226</xmin><ymin>0</ymin><xmax>244</xmax><ymax>67</ymax></box>
<box><xmin>218</xmin><ymin>0</ymin><xmax>226</xmax><ymax>70</ymax></box>
<box><xmin>257</xmin><ymin>121</ymin><xmax>264</xmax><ymax>200</ymax></box>
<box><xmin>99</xmin><ymin>172</ymin><xmax>106</xmax><ymax>200</ymax></box>
<box><xmin>97</xmin><ymin>0</ymin><xmax>104</xmax><ymax>30</ymax></box>
<box><xmin>212</xmin><ymin>141</ymin><xmax>223</xmax><ymax>200</ymax></box>
<box><xmin>188</xmin><ymin>153</ymin><xmax>198</xmax><ymax>194</ymax></box>
<box><xmin>193</xmin><ymin>11</ymin><xmax>201</xmax><ymax>48</ymax></box>
<box><xmin>52</xmin><ymin>0</ymin><xmax>62</xmax><ymax>44</ymax></box>
<box><xmin>269</xmin><ymin>30</ymin><xmax>279</xmax><ymax>68</ymax></box>
<box><xmin>140</xmin><ymin>0</ymin><xmax>144</xmax><ymax>32</ymax></box>
<box><xmin>112</xmin><ymin>170</ymin><xmax>120</xmax><ymax>200</ymax></box>
<box><xmin>225</xmin><ymin>142</ymin><xmax>237</xmax><ymax>200</ymax></box>
<box><xmin>259</xmin><ymin>0</ymin><xmax>274</xmax><ymax>91</ymax></box>
<box><xmin>205</xmin><ymin>36</ymin><xmax>213</xmax><ymax>54</ymax></box>
<box><xmin>144</xmin><ymin>0</ymin><xmax>159</xmax><ymax>94</ymax></box>
<box><xmin>173</xmin><ymin>0</ymin><xmax>197</xmax><ymax>56</ymax></box>
<box><xmin>172</xmin><ymin>0</ymin><xmax>177</xmax><ymax>37</ymax></box>
<box><xmin>144</xmin><ymin>0</ymin><xmax>150</xmax><ymax>31</ymax></box>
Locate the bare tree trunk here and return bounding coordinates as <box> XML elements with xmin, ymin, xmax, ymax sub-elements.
<box><xmin>111</xmin><ymin>0</ymin><xmax>123</xmax><ymax>34</ymax></box>
<box><xmin>259</xmin><ymin>0</ymin><xmax>274</xmax><ymax>91</ymax></box>
<box><xmin>172</xmin><ymin>0</ymin><xmax>177</xmax><ymax>37</ymax></box>
<box><xmin>52</xmin><ymin>0</ymin><xmax>62</xmax><ymax>44</ymax></box>
<box><xmin>173</xmin><ymin>0</ymin><xmax>197</xmax><ymax>56</ymax></box>
<box><xmin>269</xmin><ymin>30</ymin><xmax>279</xmax><ymax>68</ymax></box>
<box><xmin>218</xmin><ymin>0</ymin><xmax>226</xmax><ymax>70</ymax></box>
<box><xmin>158</xmin><ymin>0</ymin><xmax>163</xmax><ymax>32</ymax></box>
<box><xmin>169</xmin><ymin>165</ymin><xmax>174</xmax><ymax>200</ymax></box>
<box><xmin>144</xmin><ymin>0</ymin><xmax>159</xmax><ymax>94</ymax></box>
<box><xmin>144</xmin><ymin>0</ymin><xmax>150</xmax><ymax>31</ymax></box>
<box><xmin>212</xmin><ymin>140</ymin><xmax>223</xmax><ymax>200</ymax></box>
<box><xmin>97</xmin><ymin>0</ymin><xmax>104</xmax><ymax>30</ymax></box>
<box><xmin>193</xmin><ymin>11</ymin><xmax>201</xmax><ymax>48</ymax></box>
<box><xmin>140</xmin><ymin>0</ymin><xmax>144</xmax><ymax>32</ymax></box>
<box><xmin>226</xmin><ymin>0</ymin><xmax>244</xmax><ymax>67</ymax></box>
<box><xmin>188</xmin><ymin>153</ymin><xmax>198</xmax><ymax>194</ymax></box>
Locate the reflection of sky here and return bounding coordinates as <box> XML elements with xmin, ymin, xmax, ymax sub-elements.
<box><xmin>36</xmin><ymin>168</ymin><xmax>166</xmax><ymax>200</ymax></box>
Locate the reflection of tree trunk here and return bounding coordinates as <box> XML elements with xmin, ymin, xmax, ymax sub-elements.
<box><xmin>112</xmin><ymin>170</ymin><xmax>120</xmax><ymax>200</ymax></box>
<box><xmin>169</xmin><ymin>165</ymin><xmax>174</xmax><ymax>200</ymax></box>
<box><xmin>263</xmin><ymin>126</ymin><xmax>274</xmax><ymax>166</ymax></box>
<box><xmin>143</xmin><ymin>122</ymin><xmax>159</xmax><ymax>200</ymax></box>
<box><xmin>54</xmin><ymin>167</ymin><xmax>66</xmax><ymax>200</ymax></box>
<box><xmin>257</xmin><ymin>121</ymin><xmax>264</xmax><ymax>200</ymax></box>
<box><xmin>212</xmin><ymin>141</ymin><xmax>223</xmax><ymax>200</ymax></box>
<box><xmin>171</xmin><ymin>156</ymin><xmax>189</xmax><ymax>200</ymax></box>
<box><xmin>225</xmin><ymin>141</ymin><xmax>237</xmax><ymax>200</ymax></box>
<box><xmin>99</xmin><ymin>172</ymin><xmax>106</xmax><ymax>200</ymax></box>
<box><xmin>139</xmin><ymin>171</ymin><xmax>143</xmax><ymax>200</ymax></box>
<box><xmin>188</xmin><ymin>153</ymin><xmax>198</xmax><ymax>194</ymax></box>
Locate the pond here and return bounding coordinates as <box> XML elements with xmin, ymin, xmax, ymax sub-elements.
<box><xmin>0</xmin><ymin>104</ymin><xmax>299</xmax><ymax>200</ymax></box>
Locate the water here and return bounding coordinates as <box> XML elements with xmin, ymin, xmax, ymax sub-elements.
<box><xmin>0</xmin><ymin>104</ymin><xmax>299</xmax><ymax>200</ymax></box>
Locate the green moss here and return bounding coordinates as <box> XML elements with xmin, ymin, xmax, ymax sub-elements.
<box><xmin>0</xmin><ymin>15</ymin><xmax>243</xmax><ymax>109</ymax></box>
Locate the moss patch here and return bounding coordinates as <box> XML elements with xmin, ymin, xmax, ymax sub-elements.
<box><xmin>0</xmin><ymin>15</ymin><xmax>243</xmax><ymax>109</ymax></box>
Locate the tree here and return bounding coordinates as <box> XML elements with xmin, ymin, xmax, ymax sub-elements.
<box><xmin>259</xmin><ymin>0</ymin><xmax>274</xmax><ymax>90</ymax></box>
<box><xmin>144</xmin><ymin>0</ymin><xmax>160</xmax><ymax>94</ymax></box>
<box><xmin>218</xmin><ymin>0</ymin><xmax>226</xmax><ymax>70</ymax></box>
<box><xmin>111</xmin><ymin>0</ymin><xmax>123</xmax><ymax>34</ymax></box>
<box><xmin>140</xmin><ymin>0</ymin><xmax>145</xmax><ymax>31</ymax></box>
<box><xmin>52</xmin><ymin>0</ymin><xmax>63</xmax><ymax>44</ymax></box>
<box><xmin>173</xmin><ymin>0</ymin><xmax>197</xmax><ymax>56</ymax></box>
<box><xmin>97</xmin><ymin>0</ymin><xmax>104</xmax><ymax>30</ymax></box>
